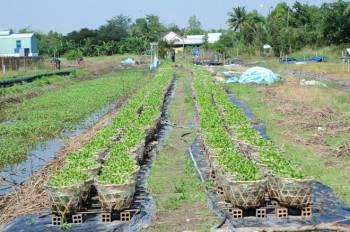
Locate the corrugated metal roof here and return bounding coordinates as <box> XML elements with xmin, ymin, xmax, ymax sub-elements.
<box><xmin>161</xmin><ymin>31</ymin><xmax>222</xmax><ymax>46</ymax></box>
<box><xmin>185</xmin><ymin>33</ymin><xmax>222</xmax><ymax>45</ymax></box>
<box><xmin>0</xmin><ymin>31</ymin><xmax>11</xmax><ymax>36</ymax></box>
<box><xmin>207</xmin><ymin>33</ymin><xmax>222</xmax><ymax>43</ymax></box>
<box><xmin>0</xmin><ymin>33</ymin><xmax>34</xmax><ymax>39</ymax></box>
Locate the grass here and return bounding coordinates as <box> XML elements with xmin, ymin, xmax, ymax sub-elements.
<box><xmin>287</xmin><ymin>44</ymin><xmax>350</xmax><ymax>62</ymax></box>
<box><xmin>324</xmin><ymin>132</ymin><xmax>350</xmax><ymax>148</ymax></box>
<box><xmin>0</xmin><ymin>70</ymin><xmax>150</xmax><ymax>168</ymax></box>
<box><xmin>145</xmin><ymin>68</ymin><xmax>217</xmax><ymax>232</ymax></box>
<box><xmin>0</xmin><ymin>69</ymin><xmax>88</xmax><ymax>95</ymax></box>
<box><xmin>228</xmin><ymin>83</ymin><xmax>350</xmax><ymax>205</ymax></box>
<box><xmin>0</xmin><ymin>68</ymin><xmax>54</xmax><ymax>80</ymax></box>
<box><xmin>244</xmin><ymin>56</ymin><xmax>350</xmax><ymax>82</ymax></box>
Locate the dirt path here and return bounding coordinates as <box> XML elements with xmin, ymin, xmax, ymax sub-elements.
<box><xmin>144</xmin><ymin>68</ymin><xmax>218</xmax><ymax>232</ymax></box>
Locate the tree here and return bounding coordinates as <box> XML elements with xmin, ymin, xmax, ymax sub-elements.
<box><xmin>66</xmin><ymin>28</ymin><xmax>98</xmax><ymax>45</ymax></box>
<box><xmin>202</xmin><ymin>33</ymin><xmax>209</xmax><ymax>49</ymax></box>
<box><xmin>320</xmin><ymin>0</ymin><xmax>350</xmax><ymax>43</ymax></box>
<box><xmin>266</xmin><ymin>3</ymin><xmax>291</xmax><ymax>54</ymax></box>
<box><xmin>119</xmin><ymin>37</ymin><xmax>147</xmax><ymax>54</ymax></box>
<box><xmin>344</xmin><ymin>2</ymin><xmax>350</xmax><ymax>24</ymax></box>
<box><xmin>186</xmin><ymin>16</ymin><xmax>204</xmax><ymax>35</ymax></box>
<box><xmin>131</xmin><ymin>15</ymin><xmax>165</xmax><ymax>43</ymax></box>
<box><xmin>98</xmin><ymin>15</ymin><xmax>131</xmax><ymax>43</ymax></box>
<box><xmin>227</xmin><ymin>6</ymin><xmax>248</xmax><ymax>32</ymax></box>
<box><xmin>37</xmin><ymin>31</ymin><xmax>67</xmax><ymax>57</ymax></box>
<box><xmin>166</xmin><ymin>23</ymin><xmax>183</xmax><ymax>34</ymax></box>
<box><xmin>18</xmin><ymin>27</ymin><xmax>33</xmax><ymax>33</ymax></box>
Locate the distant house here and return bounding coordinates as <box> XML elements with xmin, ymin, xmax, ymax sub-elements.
<box><xmin>162</xmin><ymin>31</ymin><xmax>222</xmax><ymax>48</ymax></box>
<box><xmin>161</xmin><ymin>31</ymin><xmax>185</xmax><ymax>47</ymax></box>
<box><xmin>0</xmin><ymin>31</ymin><xmax>39</xmax><ymax>57</ymax></box>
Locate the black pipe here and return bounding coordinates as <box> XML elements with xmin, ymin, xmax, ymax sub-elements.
<box><xmin>0</xmin><ymin>70</ymin><xmax>74</xmax><ymax>88</ymax></box>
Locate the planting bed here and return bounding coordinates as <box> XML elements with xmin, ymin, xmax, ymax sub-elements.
<box><xmin>46</xmin><ymin>68</ymin><xmax>174</xmax><ymax>222</ymax></box>
<box><xmin>2</xmin><ymin>66</ymin><xmax>176</xmax><ymax>231</ymax></box>
<box><xmin>189</xmin><ymin>66</ymin><xmax>350</xmax><ymax>230</ymax></box>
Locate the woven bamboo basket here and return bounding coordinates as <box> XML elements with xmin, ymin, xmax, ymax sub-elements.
<box><xmin>45</xmin><ymin>182</ymin><xmax>83</xmax><ymax>215</ymax></box>
<box><xmin>267</xmin><ymin>175</ymin><xmax>313</xmax><ymax>208</ymax></box>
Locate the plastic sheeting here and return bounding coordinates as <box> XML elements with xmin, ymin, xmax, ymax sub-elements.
<box><xmin>120</xmin><ymin>58</ymin><xmax>136</xmax><ymax>65</ymax></box>
<box><xmin>222</xmin><ymin>71</ymin><xmax>243</xmax><ymax>77</ymax></box>
<box><xmin>226</xmin><ymin>67</ymin><xmax>280</xmax><ymax>85</ymax></box>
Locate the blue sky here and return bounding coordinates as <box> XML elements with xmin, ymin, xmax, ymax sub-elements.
<box><xmin>1</xmin><ymin>0</ymin><xmax>333</xmax><ymax>34</ymax></box>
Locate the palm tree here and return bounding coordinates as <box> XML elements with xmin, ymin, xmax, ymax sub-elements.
<box><xmin>227</xmin><ymin>6</ymin><xmax>248</xmax><ymax>32</ymax></box>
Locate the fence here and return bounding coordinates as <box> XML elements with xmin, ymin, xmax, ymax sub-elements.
<box><xmin>0</xmin><ymin>57</ymin><xmax>43</xmax><ymax>71</ymax></box>
<box><xmin>193</xmin><ymin>49</ymin><xmax>225</xmax><ymax>65</ymax></box>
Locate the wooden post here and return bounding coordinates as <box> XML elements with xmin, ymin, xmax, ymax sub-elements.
<box><xmin>1</xmin><ymin>57</ymin><xmax>4</xmax><ymax>74</ymax></box>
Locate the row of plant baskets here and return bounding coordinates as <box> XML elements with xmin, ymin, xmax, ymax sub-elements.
<box><xmin>45</xmin><ymin>171</ymin><xmax>138</xmax><ymax>216</ymax></box>
<box><xmin>203</xmin><ymin>140</ymin><xmax>313</xmax><ymax>209</ymax></box>
<box><xmin>45</xmin><ymin>126</ymin><xmax>151</xmax><ymax>216</ymax></box>
<box><xmin>191</xmin><ymin>71</ymin><xmax>314</xmax><ymax>210</ymax></box>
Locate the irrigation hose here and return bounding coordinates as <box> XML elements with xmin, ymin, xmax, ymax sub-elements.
<box><xmin>188</xmin><ymin>146</ymin><xmax>228</xmax><ymax>231</ymax></box>
<box><xmin>211</xmin><ymin>216</ymin><xmax>227</xmax><ymax>230</ymax></box>
<box><xmin>164</xmin><ymin>121</ymin><xmax>192</xmax><ymax>130</ymax></box>
<box><xmin>187</xmin><ymin>146</ymin><xmax>204</xmax><ymax>183</ymax></box>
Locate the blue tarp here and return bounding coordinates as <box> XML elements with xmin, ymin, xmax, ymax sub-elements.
<box><xmin>280</xmin><ymin>56</ymin><xmax>325</xmax><ymax>64</ymax></box>
<box><xmin>226</xmin><ymin>67</ymin><xmax>280</xmax><ymax>84</ymax></box>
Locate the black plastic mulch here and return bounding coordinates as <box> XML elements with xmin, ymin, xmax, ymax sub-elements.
<box><xmin>187</xmin><ymin>88</ymin><xmax>350</xmax><ymax>230</ymax></box>
<box><xmin>189</xmin><ymin>137</ymin><xmax>350</xmax><ymax>230</ymax></box>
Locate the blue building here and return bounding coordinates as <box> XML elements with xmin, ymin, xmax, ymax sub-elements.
<box><xmin>0</xmin><ymin>31</ymin><xmax>39</xmax><ymax>57</ymax></box>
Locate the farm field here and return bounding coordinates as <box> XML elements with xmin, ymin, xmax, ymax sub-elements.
<box><xmin>1</xmin><ymin>0</ymin><xmax>350</xmax><ymax>230</ymax></box>
<box><xmin>0</xmin><ymin>69</ymin><xmax>150</xmax><ymax>168</ymax></box>
<box><xmin>0</xmin><ymin>55</ymin><xmax>146</xmax><ymax>106</ymax></box>
<box><xmin>0</xmin><ymin>60</ymin><xmax>349</xmax><ymax>232</ymax></box>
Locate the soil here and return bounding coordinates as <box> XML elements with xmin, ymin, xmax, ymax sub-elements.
<box><xmin>0</xmin><ymin>96</ymin><xmax>128</xmax><ymax>225</ymax></box>
<box><xmin>144</xmin><ymin>68</ymin><xmax>219</xmax><ymax>232</ymax></box>
<box><xmin>255</xmin><ymin>82</ymin><xmax>350</xmax><ymax>158</ymax></box>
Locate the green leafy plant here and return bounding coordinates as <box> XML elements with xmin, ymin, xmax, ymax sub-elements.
<box><xmin>194</xmin><ymin>66</ymin><xmax>305</xmax><ymax>179</ymax></box>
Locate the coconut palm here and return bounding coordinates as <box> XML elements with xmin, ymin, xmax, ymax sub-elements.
<box><xmin>227</xmin><ymin>6</ymin><xmax>248</xmax><ymax>32</ymax></box>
